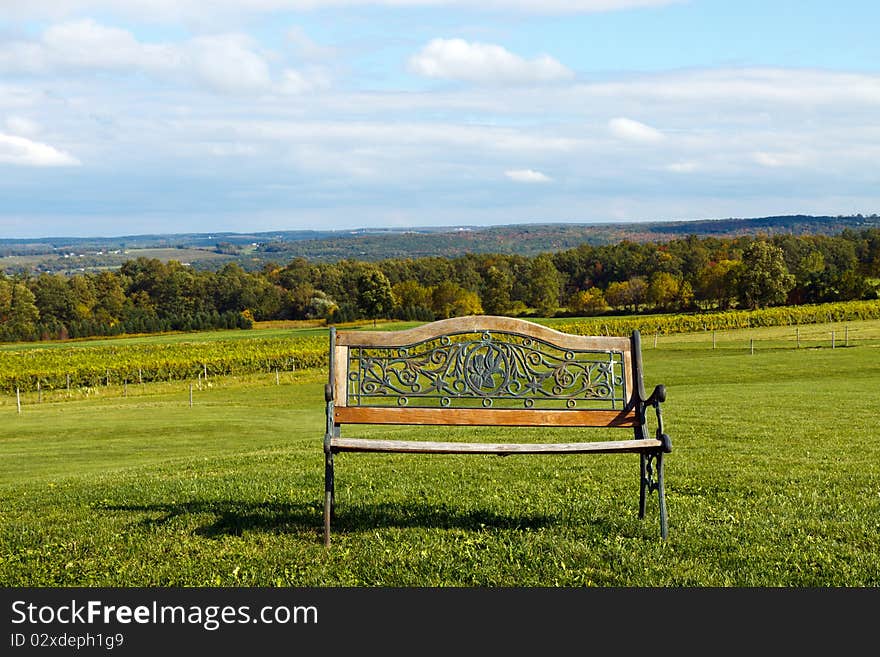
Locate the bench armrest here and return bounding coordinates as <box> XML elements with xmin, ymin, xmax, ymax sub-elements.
<box><xmin>640</xmin><ymin>385</ymin><xmax>671</xmax><ymax>453</ymax></box>
<box><xmin>642</xmin><ymin>384</ymin><xmax>666</xmax><ymax>406</ymax></box>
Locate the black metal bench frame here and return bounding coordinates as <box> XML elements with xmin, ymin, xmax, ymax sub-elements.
<box><xmin>322</xmin><ymin>315</ymin><xmax>671</xmax><ymax>546</ymax></box>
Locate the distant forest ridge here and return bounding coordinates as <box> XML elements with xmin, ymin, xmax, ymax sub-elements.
<box><xmin>259</xmin><ymin>214</ymin><xmax>880</xmax><ymax>261</ymax></box>
<box><xmin>2</xmin><ymin>216</ymin><xmax>880</xmax><ymax>344</ymax></box>
<box><xmin>2</xmin><ymin>214</ymin><xmax>880</xmax><ymax>267</ymax></box>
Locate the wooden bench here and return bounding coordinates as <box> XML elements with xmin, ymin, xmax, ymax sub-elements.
<box><xmin>322</xmin><ymin>315</ymin><xmax>672</xmax><ymax>546</ymax></box>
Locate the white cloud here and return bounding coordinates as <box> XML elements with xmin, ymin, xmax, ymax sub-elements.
<box><xmin>4</xmin><ymin>116</ymin><xmax>41</xmax><ymax>137</ymax></box>
<box><xmin>46</xmin><ymin>19</ymin><xmax>176</xmax><ymax>72</ymax></box>
<box><xmin>197</xmin><ymin>119</ymin><xmax>577</xmax><ymax>154</ymax></box>
<box><xmin>286</xmin><ymin>26</ymin><xmax>337</xmax><ymax>60</ymax></box>
<box><xmin>0</xmin><ymin>20</ymin><xmax>180</xmax><ymax>76</ymax></box>
<box><xmin>590</xmin><ymin>68</ymin><xmax>880</xmax><ymax>106</ymax></box>
<box><xmin>187</xmin><ymin>34</ymin><xmax>272</xmax><ymax>94</ymax></box>
<box><xmin>0</xmin><ymin>20</ymin><xmax>285</xmax><ymax>95</ymax></box>
<box><xmin>505</xmin><ymin>169</ymin><xmax>552</xmax><ymax>183</ymax></box>
<box><xmin>208</xmin><ymin>142</ymin><xmax>259</xmax><ymax>157</ymax></box>
<box><xmin>752</xmin><ymin>151</ymin><xmax>809</xmax><ymax>168</ymax></box>
<box><xmin>608</xmin><ymin>117</ymin><xmax>665</xmax><ymax>143</ymax></box>
<box><xmin>278</xmin><ymin>67</ymin><xmax>332</xmax><ymax>94</ymax></box>
<box><xmin>664</xmin><ymin>161</ymin><xmax>699</xmax><ymax>173</ymax></box>
<box><xmin>409</xmin><ymin>38</ymin><xmax>573</xmax><ymax>84</ymax></box>
<box><xmin>0</xmin><ymin>133</ymin><xmax>80</xmax><ymax>166</ymax></box>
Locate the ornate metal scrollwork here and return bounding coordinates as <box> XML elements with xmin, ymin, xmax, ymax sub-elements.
<box><xmin>644</xmin><ymin>453</ymin><xmax>660</xmax><ymax>494</ymax></box>
<box><xmin>347</xmin><ymin>330</ymin><xmax>626</xmax><ymax>410</ymax></box>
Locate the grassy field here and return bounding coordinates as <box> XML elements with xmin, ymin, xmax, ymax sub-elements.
<box><xmin>1</xmin><ymin>320</ymin><xmax>879</xmax><ymax>586</ymax></box>
<box><xmin>0</xmin><ymin>247</ymin><xmax>235</xmax><ymax>278</ymax></box>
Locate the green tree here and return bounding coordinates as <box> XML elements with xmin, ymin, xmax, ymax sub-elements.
<box><xmin>736</xmin><ymin>240</ymin><xmax>795</xmax><ymax>309</ymax></box>
<box><xmin>605</xmin><ymin>277</ymin><xmax>648</xmax><ymax>312</ymax></box>
<box><xmin>214</xmin><ymin>263</ymin><xmax>261</xmax><ymax>316</ymax></box>
<box><xmin>31</xmin><ymin>274</ymin><xmax>76</xmax><ymax>326</ymax></box>
<box><xmin>7</xmin><ymin>283</ymin><xmax>40</xmax><ymax>341</ymax></box>
<box><xmin>430</xmin><ymin>281</ymin><xmax>483</xmax><ymax>319</ymax></box>
<box><xmin>285</xmin><ymin>282</ymin><xmax>317</xmax><ymax>319</ymax></box>
<box><xmin>568</xmin><ymin>287</ymin><xmax>608</xmax><ymax>315</ymax></box>
<box><xmin>92</xmin><ymin>272</ymin><xmax>127</xmax><ymax>325</ymax></box>
<box><xmin>277</xmin><ymin>257</ymin><xmax>317</xmax><ymax>290</ymax></box>
<box><xmin>695</xmin><ymin>259</ymin><xmax>739</xmax><ymax>310</ymax></box>
<box><xmin>552</xmin><ymin>243</ymin><xmax>598</xmax><ymax>298</ymax></box>
<box><xmin>604</xmin><ymin>281</ymin><xmax>629</xmax><ymax>311</ymax></box>
<box><xmin>627</xmin><ymin>276</ymin><xmax>648</xmax><ymax>311</ymax></box>
<box><xmin>676</xmin><ymin>280</ymin><xmax>695</xmax><ymax>310</ymax></box>
<box><xmin>0</xmin><ymin>276</ymin><xmax>11</xmax><ymax>320</ymax></box>
<box><xmin>526</xmin><ymin>254</ymin><xmax>562</xmax><ymax>316</ymax></box>
<box><xmin>307</xmin><ymin>290</ymin><xmax>338</xmax><ymax>320</ymax></box>
<box><xmin>68</xmin><ymin>275</ymin><xmax>96</xmax><ymax>321</ymax></box>
<box><xmin>859</xmin><ymin>229</ymin><xmax>880</xmax><ymax>276</ymax></box>
<box><xmin>647</xmin><ymin>272</ymin><xmax>681</xmax><ymax>311</ymax></box>
<box><xmin>669</xmin><ymin>234</ymin><xmax>710</xmax><ymax>281</ymax></box>
<box><xmin>392</xmin><ymin>279</ymin><xmax>433</xmax><ymax>319</ymax></box>
<box><xmin>480</xmin><ymin>265</ymin><xmax>513</xmax><ymax>315</ymax></box>
<box><xmin>789</xmin><ymin>250</ymin><xmax>826</xmax><ymax>304</ymax></box>
<box><xmin>357</xmin><ymin>268</ymin><xmax>395</xmax><ymax>324</ymax></box>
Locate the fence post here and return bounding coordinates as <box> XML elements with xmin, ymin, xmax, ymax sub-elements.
<box><xmin>750</xmin><ymin>338</ymin><xmax>754</xmax><ymax>355</ymax></box>
<box><xmin>67</xmin><ymin>373</ymin><xmax>71</xmax><ymax>397</ymax></box>
<box><xmin>831</xmin><ymin>331</ymin><xmax>835</xmax><ymax>349</ymax></box>
<box><xmin>16</xmin><ymin>387</ymin><xmax>21</xmax><ymax>414</ymax></box>
<box><xmin>275</xmin><ymin>369</ymin><xmax>280</xmax><ymax>385</ymax></box>
<box><xmin>712</xmin><ymin>330</ymin><xmax>716</xmax><ymax>349</ymax></box>
<box><xmin>37</xmin><ymin>381</ymin><xmax>42</xmax><ymax>403</ymax></box>
<box><xmin>653</xmin><ymin>332</ymin><xmax>658</xmax><ymax>348</ymax></box>
<box><xmin>845</xmin><ymin>325</ymin><xmax>849</xmax><ymax>347</ymax></box>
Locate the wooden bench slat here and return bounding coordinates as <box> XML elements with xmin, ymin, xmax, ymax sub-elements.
<box><xmin>331</xmin><ymin>437</ymin><xmax>662</xmax><ymax>455</ymax></box>
<box><xmin>334</xmin><ymin>315</ymin><xmax>632</xmax><ymax>352</ymax></box>
<box><xmin>334</xmin><ymin>406</ymin><xmax>639</xmax><ymax>428</ymax></box>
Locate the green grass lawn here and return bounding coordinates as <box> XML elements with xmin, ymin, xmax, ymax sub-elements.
<box><xmin>1</xmin><ymin>322</ymin><xmax>879</xmax><ymax>586</ymax></box>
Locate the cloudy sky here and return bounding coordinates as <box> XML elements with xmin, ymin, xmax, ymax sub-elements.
<box><xmin>1</xmin><ymin>0</ymin><xmax>879</xmax><ymax>238</ymax></box>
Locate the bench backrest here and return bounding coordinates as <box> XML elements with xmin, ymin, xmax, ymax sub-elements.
<box><xmin>329</xmin><ymin>316</ymin><xmax>645</xmax><ymax>428</ymax></box>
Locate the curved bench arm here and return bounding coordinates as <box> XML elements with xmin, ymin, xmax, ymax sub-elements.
<box><xmin>639</xmin><ymin>384</ymin><xmax>672</xmax><ymax>454</ymax></box>
<box><xmin>641</xmin><ymin>384</ymin><xmax>666</xmax><ymax>406</ymax></box>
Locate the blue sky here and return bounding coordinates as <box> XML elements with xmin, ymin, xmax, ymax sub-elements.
<box><xmin>1</xmin><ymin>0</ymin><xmax>878</xmax><ymax>238</ymax></box>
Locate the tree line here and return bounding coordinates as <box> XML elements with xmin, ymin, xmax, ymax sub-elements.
<box><xmin>1</xmin><ymin>229</ymin><xmax>879</xmax><ymax>343</ymax></box>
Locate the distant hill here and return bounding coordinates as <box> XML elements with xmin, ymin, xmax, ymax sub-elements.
<box><xmin>257</xmin><ymin>214</ymin><xmax>880</xmax><ymax>261</ymax></box>
<box><xmin>640</xmin><ymin>214</ymin><xmax>880</xmax><ymax>237</ymax></box>
<box><xmin>2</xmin><ymin>214</ymin><xmax>879</xmax><ymax>274</ymax></box>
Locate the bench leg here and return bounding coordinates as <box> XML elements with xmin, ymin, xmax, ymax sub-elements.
<box><xmin>638</xmin><ymin>453</ymin><xmax>648</xmax><ymax>520</ymax></box>
<box><xmin>324</xmin><ymin>450</ymin><xmax>334</xmax><ymax>547</ymax></box>
<box><xmin>641</xmin><ymin>451</ymin><xmax>669</xmax><ymax>540</ymax></box>
<box><xmin>656</xmin><ymin>452</ymin><xmax>668</xmax><ymax>540</ymax></box>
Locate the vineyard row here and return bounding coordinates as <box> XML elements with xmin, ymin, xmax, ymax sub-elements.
<box><xmin>2</xmin><ymin>299</ymin><xmax>879</xmax><ymax>393</ymax></box>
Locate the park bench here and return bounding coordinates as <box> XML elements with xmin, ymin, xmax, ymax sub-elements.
<box><xmin>322</xmin><ymin>315</ymin><xmax>671</xmax><ymax>546</ymax></box>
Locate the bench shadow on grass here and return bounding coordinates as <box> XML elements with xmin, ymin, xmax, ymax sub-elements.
<box><xmin>94</xmin><ymin>500</ymin><xmax>571</xmax><ymax>540</ymax></box>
